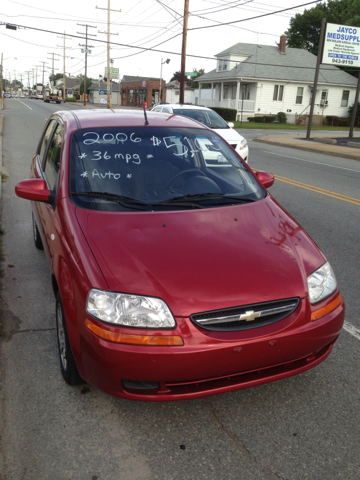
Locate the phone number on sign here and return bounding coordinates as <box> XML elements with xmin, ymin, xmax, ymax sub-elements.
<box><xmin>332</xmin><ymin>59</ymin><xmax>354</xmax><ymax>65</ymax></box>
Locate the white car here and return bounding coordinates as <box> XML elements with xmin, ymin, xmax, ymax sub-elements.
<box><xmin>150</xmin><ymin>104</ymin><xmax>249</xmax><ymax>163</ymax></box>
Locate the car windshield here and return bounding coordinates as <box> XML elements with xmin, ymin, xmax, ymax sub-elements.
<box><xmin>172</xmin><ymin>109</ymin><xmax>229</xmax><ymax>129</ymax></box>
<box><xmin>69</xmin><ymin>126</ymin><xmax>263</xmax><ymax>212</ymax></box>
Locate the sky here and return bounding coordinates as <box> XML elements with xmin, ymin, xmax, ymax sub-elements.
<box><xmin>0</xmin><ymin>0</ymin><xmax>320</xmax><ymax>88</ymax></box>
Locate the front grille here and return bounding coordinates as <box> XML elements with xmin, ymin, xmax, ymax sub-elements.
<box><xmin>190</xmin><ymin>298</ymin><xmax>300</xmax><ymax>331</ymax></box>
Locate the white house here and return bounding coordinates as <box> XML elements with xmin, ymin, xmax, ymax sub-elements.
<box><xmin>165</xmin><ymin>80</ymin><xmax>194</xmax><ymax>104</ymax></box>
<box><xmin>196</xmin><ymin>35</ymin><xmax>358</xmax><ymax>123</ymax></box>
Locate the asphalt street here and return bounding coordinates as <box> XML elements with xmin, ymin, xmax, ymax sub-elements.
<box><xmin>0</xmin><ymin>98</ymin><xmax>359</xmax><ymax>480</ymax></box>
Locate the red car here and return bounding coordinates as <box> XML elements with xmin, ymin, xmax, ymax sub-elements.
<box><xmin>15</xmin><ymin>109</ymin><xmax>344</xmax><ymax>401</ymax></box>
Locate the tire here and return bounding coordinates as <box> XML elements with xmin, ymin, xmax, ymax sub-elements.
<box><xmin>56</xmin><ymin>291</ymin><xmax>84</xmax><ymax>385</ymax></box>
<box><xmin>32</xmin><ymin>212</ymin><xmax>44</xmax><ymax>250</ymax></box>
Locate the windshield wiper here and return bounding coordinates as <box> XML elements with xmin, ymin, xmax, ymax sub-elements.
<box><xmin>71</xmin><ymin>191</ymin><xmax>148</xmax><ymax>207</ymax></box>
<box><xmin>154</xmin><ymin>193</ymin><xmax>256</xmax><ymax>205</ymax></box>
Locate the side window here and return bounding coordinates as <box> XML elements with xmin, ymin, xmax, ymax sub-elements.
<box><xmin>44</xmin><ymin>124</ymin><xmax>63</xmax><ymax>190</ymax></box>
<box><xmin>39</xmin><ymin>119</ymin><xmax>56</xmax><ymax>165</ymax></box>
<box><xmin>162</xmin><ymin>107</ymin><xmax>171</xmax><ymax>113</ymax></box>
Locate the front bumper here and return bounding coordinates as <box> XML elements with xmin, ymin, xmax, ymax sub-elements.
<box><xmin>76</xmin><ymin>295</ymin><xmax>344</xmax><ymax>401</ymax></box>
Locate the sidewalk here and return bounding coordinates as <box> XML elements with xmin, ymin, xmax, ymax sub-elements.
<box><xmin>253</xmin><ymin>132</ymin><xmax>360</xmax><ymax>161</ymax></box>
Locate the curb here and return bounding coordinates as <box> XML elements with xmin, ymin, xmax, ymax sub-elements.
<box><xmin>253</xmin><ymin>137</ymin><xmax>360</xmax><ymax>162</ymax></box>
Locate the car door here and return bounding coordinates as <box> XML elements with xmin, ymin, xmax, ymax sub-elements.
<box><xmin>36</xmin><ymin>121</ymin><xmax>64</xmax><ymax>266</ymax></box>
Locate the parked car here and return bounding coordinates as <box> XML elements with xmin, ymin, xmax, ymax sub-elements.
<box><xmin>3</xmin><ymin>92</ymin><xmax>11</xmax><ymax>98</ymax></box>
<box><xmin>37</xmin><ymin>93</ymin><xmax>44</xmax><ymax>100</ymax></box>
<box><xmin>15</xmin><ymin>109</ymin><xmax>344</xmax><ymax>402</ymax></box>
<box><xmin>151</xmin><ymin>104</ymin><xmax>249</xmax><ymax>163</ymax></box>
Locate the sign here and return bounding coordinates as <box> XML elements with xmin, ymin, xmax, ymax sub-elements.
<box><xmin>104</xmin><ymin>67</ymin><xmax>119</xmax><ymax>79</ymax></box>
<box><xmin>185</xmin><ymin>72</ymin><xmax>197</xmax><ymax>77</ymax></box>
<box><xmin>99</xmin><ymin>90</ymin><xmax>107</xmax><ymax>95</ymax></box>
<box><xmin>142</xmin><ymin>81</ymin><xmax>146</xmax><ymax>87</ymax></box>
<box><xmin>323</xmin><ymin>23</ymin><xmax>360</xmax><ymax>68</ymax></box>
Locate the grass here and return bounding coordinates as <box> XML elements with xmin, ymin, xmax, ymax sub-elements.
<box><xmin>1</xmin><ymin>172</ymin><xmax>8</xmax><ymax>181</ymax></box>
<box><xmin>233</xmin><ymin>121</ymin><xmax>359</xmax><ymax>131</ymax></box>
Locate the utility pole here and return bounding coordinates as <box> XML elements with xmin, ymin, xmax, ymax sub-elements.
<box><xmin>97</xmin><ymin>1</ymin><xmax>120</xmax><ymax>109</ymax></box>
<box><xmin>0</xmin><ymin>53</ymin><xmax>3</xmax><ymax>98</ymax></box>
<box><xmin>39</xmin><ymin>61</ymin><xmax>49</xmax><ymax>94</ymax></box>
<box><xmin>57</xmin><ymin>31</ymin><xmax>72</xmax><ymax>103</ymax></box>
<box><xmin>179</xmin><ymin>0</ymin><xmax>189</xmax><ymax>105</ymax></box>
<box><xmin>78</xmin><ymin>24</ymin><xmax>96</xmax><ymax>106</ymax></box>
<box><xmin>47</xmin><ymin>52</ymin><xmax>60</xmax><ymax>86</ymax></box>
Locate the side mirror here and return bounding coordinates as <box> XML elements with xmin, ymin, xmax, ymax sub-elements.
<box><xmin>255</xmin><ymin>171</ymin><xmax>275</xmax><ymax>189</ymax></box>
<box><xmin>15</xmin><ymin>179</ymin><xmax>52</xmax><ymax>203</ymax></box>
<box><xmin>227</xmin><ymin>122</ymin><xmax>234</xmax><ymax>128</ymax></box>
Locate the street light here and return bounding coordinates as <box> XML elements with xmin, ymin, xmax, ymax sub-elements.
<box><xmin>159</xmin><ymin>58</ymin><xmax>170</xmax><ymax>105</ymax></box>
<box><xmin>0</xmin><ymin>56</ymin><xmax>17</xmax><ymax>97</ymax></box>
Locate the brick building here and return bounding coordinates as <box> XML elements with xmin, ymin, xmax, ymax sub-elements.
<box><xmin>120</xmin><ymin>76</ymin><xmax>166</xmax><ymax>107</ymax></box>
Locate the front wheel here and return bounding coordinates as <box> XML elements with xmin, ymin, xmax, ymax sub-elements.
<box><xmin>56</xmin><ymin>291</ymin><xmax>84</xmax><ymax>385</ymax></box>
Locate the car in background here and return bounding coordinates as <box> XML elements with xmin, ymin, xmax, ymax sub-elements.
<box><xmin>15</xmin><ymin>109</ymin><xmax>344</xmax><ymax>401</ymax></box>
<box><xmin>30</xmin><ymin>93</ymin><xmax>38</xmax><ymax>99</ymax></box>
<box><xmin>37</xmin><ymin>93</ymin><xmax>44</xmax><ymax>100</ymax></box>
<box><xmin>3</xmin><ymin>92</ymin><xmax>11</xmax><ymax>98</ymax></box>
<box><xmin>151</xmin><ymin>104</ymin><xmax>249</xmax><ymax>163</ymax></box>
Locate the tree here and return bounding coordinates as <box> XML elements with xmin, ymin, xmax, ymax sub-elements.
<box><xmin>170</xmin><ymin>71</ymin><xmax>181</xmax><ymax>82</ymax></box>
<box><xmin>187</xmin><ymin>68</ymin><xmax>211</xmax><ymax>88</ymax></box>
<box><xmin>49</xmin><ymin>73</ymin><xmax>64</xmax><ymax>83</ymax></box>
<box><xmin>80</xmin><ymin>78</ymin><xmax>92</xmax><ymax>95</ymax></box>
<box><xmin>348</xmin><ymin>101</ymin><xmax>360</xmax><ymax>126</ymax></box>
<box><xmin>286</xmin><ymin>0</ymin><xmax>360</xmax><ymax>56</ymax></box>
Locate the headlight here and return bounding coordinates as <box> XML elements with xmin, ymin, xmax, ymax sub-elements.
<box><xmin>307</xmin><ymin>261</ymin><xmax>337</xmax><ymax>304</ymax></box>
<box><xmin>239</xmin><ymin>138</ymin><xmax>248</xmax><ymax>150</ymax></box>
<box><xmin>86</xmin><ymin>289</ymin><xmax>176</xmax><ymax>328</ymax></box>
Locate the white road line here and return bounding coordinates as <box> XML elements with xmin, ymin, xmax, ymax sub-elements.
<box><xmin>343</xmin><ymin>321</ymin><xmax>360</xmax><ymax>341</ymax></box>
<box><xmin>16</xmin><ymin>99</ymin><xmax>32</xmax><ymax>110</ymax></box>
<box><xmin>260</xmin><ymin>149</ymin><xmax>360</xmax><ymax>173</ymax></box>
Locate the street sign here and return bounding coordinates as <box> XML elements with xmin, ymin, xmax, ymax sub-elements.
<box><xmin>185</xmin><ymin>72</ymin><xmax>197</xmax><ymax>77</ymax></box>
<box><xmin>322</xmin><ymin>23</ymin><xmax>360</xmax><ymax>68</ymax></box>
<box><xmin>105</xmin><ymin>67</ymin><xmax>119</xmax><ymax>79</ymax></box>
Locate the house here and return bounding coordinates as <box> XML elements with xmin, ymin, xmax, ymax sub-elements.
<box><xmin>88</xmin><ymin>81</ymin><xmax>120</xmax><ymax>105</ymax></box>
<box><xmin>55</xmin><ymin>77</ymin><xmax>82</xmax><ymax>98</ymax></box>
<box><xmin>120</xmin><ymin>76</ymin><xmax>166</xmax><ymax>107</ymax></box>
<box><xmin>165</xmin><ymin>80</ymin><xmax>194</xmax><ymax>104</ymax></box>
<box><xmin>196</xmin><ymin>35</ymin><xmax>358</xmax><ymax>123</ymax></box>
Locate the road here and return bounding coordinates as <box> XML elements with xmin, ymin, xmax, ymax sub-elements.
<box><xmin>1</xmin><ymin>99</ymin><xmax>360</xmax><ymax>480</ymax></box>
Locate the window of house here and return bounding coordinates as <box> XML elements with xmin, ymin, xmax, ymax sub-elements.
<box><xmin>273</xmin><ymin>85</ymin><xmax>284</xmax><ymax>101</ymax></box>
<box><xmin>128</xmin><ymin>89</ymin><xmax>134</xmax><ymax>103</ymax></box>
<box><xmin>341</xmin><ymin>90</ymin><xmax>350</xmax><ymax>107</ymax></box>
<box><xmin>320</xmin><ymin>90</ymin><xmax>328</xmax><ymax>105</ymax></box>
<box><xmin>231</xmin><ymin>85</ymin><xmax>237</xmax><ymax>99</ymax></box>
<box><xmin>223</xmin><ymin>86</ymin><xmax>228</xmax><ymax>99</ymax></box>
<box><xmin>175</xmin><ymin>89</ymin><xmax>180</xmax><ymax>96</ymax></box>
<box><xmin>295</xmin><ymin>87</ymin><xmax>304</xmax><ymax>104</ymax></box>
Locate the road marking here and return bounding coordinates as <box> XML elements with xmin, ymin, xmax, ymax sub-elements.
<box><xmin>260</xmin><ymin>149</ymin><xmax>360</xmax><ymax>174</ymax></box>
<box><xmin>252</xmin><ymin>168</ymin><xmax>360</xmax><ymax>206</ymax></box>
<box><xmin>343</xmin><ymin>321</ymin><xmax>360</xmax><ymax>341</ymax></box>
<box><xmin>16</xmin><ymin>99</ymin><xmax>32</xmax><ymax>110</ymax></box>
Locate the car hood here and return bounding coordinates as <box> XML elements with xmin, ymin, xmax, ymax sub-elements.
<box><xmin>213</xmin><ymin>127</ymin><xmax>245</xmax><ymax>143</ymax></box>
<box><xmin>75</xmin><ymin>197</ymin><xmax>325</xmax><ymax>318</ymax></box>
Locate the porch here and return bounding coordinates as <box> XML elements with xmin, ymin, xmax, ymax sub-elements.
<box><xmin>197</xmin><ymin>81</ymin><xmax>257</xmax><ymax>120</ymax></box>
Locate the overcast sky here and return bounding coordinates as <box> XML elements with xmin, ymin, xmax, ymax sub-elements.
<box><xmin>1</xmin><ymin>0</ymin><xmax>317</xmax><ymax>87</ymax></box>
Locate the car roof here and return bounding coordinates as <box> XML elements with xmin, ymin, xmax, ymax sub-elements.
<box><xmin>56</xmin><ymin>108</ymin><xmax>210</xmax><ymax>131</ymax></box>
<box><xmin>158</xmin><ymin>104</ymin><xmax>211</xmax><ymax>111</ymax></box>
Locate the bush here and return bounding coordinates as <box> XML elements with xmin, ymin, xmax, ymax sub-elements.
<box><xmin>276</xmin><ymin>112</ymin><xmax>287</xmax><ymax>123</ymax></box>
<box><xmin>209</xmin><ymin>107</ymin><xmax>237</xmax><ymax>121</ymax></box>
<box><xmin>65</xmin><ymin>97</ymin><xmax>77</xmax><ymax>102</ymax></box>
<box><xmin>325</xmin><ymin>115</ymin><xmax>350</xmax><ymax>127</ymax></box>
<box><xmin>246</xmin><ymin>115</ymin><xmax>276</xmax><ymax>123</ymax></box>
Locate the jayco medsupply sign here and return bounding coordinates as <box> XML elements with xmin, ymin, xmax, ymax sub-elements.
<box><xmin>323</xmin><ymin>22</ymin><xmax>360</xmax><ymax>68</ymax></box>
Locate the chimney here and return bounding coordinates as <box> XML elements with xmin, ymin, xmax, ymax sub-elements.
<box><xmin>279</xmin><ymin>34</ymin><xmax>287</xmax><ymax>54</ymax></box>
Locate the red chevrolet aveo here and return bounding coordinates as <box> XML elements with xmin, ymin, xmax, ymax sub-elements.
<box><xmin>15</xmin><ymin>109</ymin><xmax>345</xmax><ymax>401</ymax></box>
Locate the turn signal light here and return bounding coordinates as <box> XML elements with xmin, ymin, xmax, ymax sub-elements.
<box><xmin>311</xmin><ymin>294</ymin><xmax>342</xmax><ymax>321</ymax></box>
<box><xmin>85</xmin><ymin>318</ymin><xmax>184</xmax><ymax>346</ymax></box>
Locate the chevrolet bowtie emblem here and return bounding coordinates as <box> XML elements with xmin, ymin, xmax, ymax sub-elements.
<box><xmin>239</xmin><ymin>310</ymin><xmax>262</xmax><ymax>322</ymax></box>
